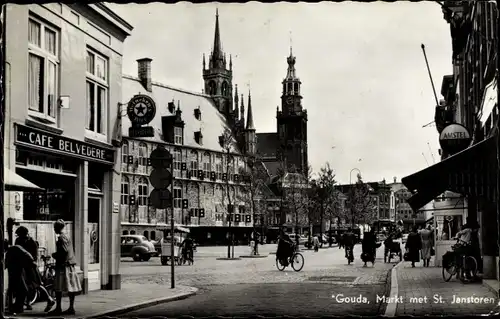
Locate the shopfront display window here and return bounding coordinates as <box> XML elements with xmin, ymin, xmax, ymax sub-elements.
<box><xmin>23</xmin><ymin>189</ymin><xmax>74</xmax><ymax>221</ymax></box>
<box><xmin>436</xmin><ymin>214</ymin><xmax>463</xmax><ymax>241</ymax></box>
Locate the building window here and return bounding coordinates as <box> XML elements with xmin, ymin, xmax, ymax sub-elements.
<box><xmin>121</xmin><ymin>176</ymin><xmax>130</xmax><ymax>204</ymax></box>
<box><xmin>190</xmin><ymin>151</ymin><xmax>198</xmax><ymax>177</ymax></box>
<box><xmin>216</xmin><ymin>155</ymin><xmax>223</xmax><ymax>180</ymax></box>
<box><xmin>28</xmin><ymin>17</ymin><xmax>59</xmax><ymax>123</ymax></box>
<box><xmin>138</xmin><ymin>177</ymin><xmax>149</xmax><ymax>206</ymax></box>
<box><xmin>122</xmin><ymin>141</ymin><xmax>129</xmax><ymax>164</ymax></box>
<box><xmin>139</xmin><ymin>143</ymin><xmax>147</xmax><ymax>166</ymax></box>
<box><xmin>173</xmin><ymin>185</ymin><xmax>182</xmax><ymax>208</ymax></box>
<box><xmin>203</xmin><ymin>152</ymin><xmax>211</xmax><ymax>177</ymax></box>
<box><xmin>174</xmin><ymin>126</ymin><xmax>183</xmax><ymax>145</ymax></box>
<box><xmin>86</xmin><ymin>49</ymin><xmax>108</xmax><ymax>139</ymax></box>
<box><xmin>173</xmin><ymin>148</ymin><xmax>182</xmax><ymax>178</ymax></box>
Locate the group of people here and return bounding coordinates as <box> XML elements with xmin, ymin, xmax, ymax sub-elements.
<box><xmin>5</xmin><ymin>219</ymin><xmax>81</xmax><ymax>315</ymax></box>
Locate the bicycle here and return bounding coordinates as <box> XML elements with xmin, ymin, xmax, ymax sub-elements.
<box><xmin>276</xmin><ymin>242</ymin><xmax>304</xmax><ymax>272</ymax></box>
<box><xmin>26</xmin><ymin>254</ymin><xmax>57</xmax><ymax>306</ymax></box>
<box><xmin>180</xmin><ymin>247</ymin><xmax>194</xmax><ymax>265</ymax></box>
<box><xmin>442</xmin><ymin>239</ymin><xmax>478</xmax><ymax>283</ymax></box>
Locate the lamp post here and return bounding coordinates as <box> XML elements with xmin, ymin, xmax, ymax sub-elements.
<box><xmin>349</xmin><ymin>168</ymin><xmax>361</xmax><ymax>228</ymax></box>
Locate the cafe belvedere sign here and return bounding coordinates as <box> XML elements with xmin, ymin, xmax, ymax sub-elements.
<box><xmin>15</xmin><ymin>124</ymin><xmax>115</xmax><ymax>164</ymax></box>
<box><xmin>439</xmin><ymin>123</ymin><xmax>472</xmax><ymax>154</ymax></box>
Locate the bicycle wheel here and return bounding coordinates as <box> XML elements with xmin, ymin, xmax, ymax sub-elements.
<box><xmin>460</xmin><ymin>256</ymin><xmax>478</xmax><ymax>283</ymax></box>
<box><xmin>291</xmin><ymin>253</ymin><xmax>304</xmax><ymax>272</ymax></box>
<box><xmin>442</xmin><ymin>263</ymin><xmax>456</xmax><ymax>282</ymax></box>
<box><xmin>276</xmin><ymin>258</ymin><xmax>286</xmax><ymax>271</ymax></box>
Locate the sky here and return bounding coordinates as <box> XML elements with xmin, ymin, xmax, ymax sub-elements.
<box><xmin>107</xmin><ymin>1</ymin><xmax>453</xmax><ymax>185</ymax></box>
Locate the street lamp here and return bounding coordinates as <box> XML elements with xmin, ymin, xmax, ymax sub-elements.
<box><xmin>349</xmin><ymin>168</ymin><xmax>361</xmax><ymax>228</ymax></box>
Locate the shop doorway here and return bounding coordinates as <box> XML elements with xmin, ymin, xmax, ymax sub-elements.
<box><xmin>88</xmin><ymin>197</ymin><xmax>101</xmax><ymax>264</ymax></box>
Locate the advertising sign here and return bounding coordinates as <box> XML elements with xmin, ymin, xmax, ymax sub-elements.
<box><xmin>439</xmin><ymin>123</ymin><xmax>471</xmax><ymax>154</ymax></box>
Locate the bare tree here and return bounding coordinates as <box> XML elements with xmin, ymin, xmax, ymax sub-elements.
<box><xmin>219</xmin><ymin>127</ymin><xmax>236</xmax><ymax>259</ymax></box>
<box><xmin>348</xmin><ymin>173</ymin><xmax>377</xmax><ymax>227</ymax></box>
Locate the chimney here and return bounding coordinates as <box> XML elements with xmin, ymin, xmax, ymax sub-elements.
<box><xmin>137</xmin><ymin>58</ymin><xmax>152</xmax><ymax>92</ymax></box>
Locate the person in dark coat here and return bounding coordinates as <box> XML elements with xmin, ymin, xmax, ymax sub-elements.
<box><xmin>276</xmin><ymin>227</ymin><xmax>293</xmax><ymax>267</ymax></box>
<box><xmin>15</xmin><ymin>226</ymin><xmax>55</xmax><ymax>312</ymax></box>
<box><xmin>5</xmin><ymin>245</ymin><xmax>36</xmax><ymax>314</ymax></box>
<box><xmin>361</xmin><ymin>230</ymin><xmax>377</xmax><ymax>267</ymax></box>
<box><xmin>405</xmin><ymin>225</ymin><xmax>422</xmax><ymax>267</ymax></box>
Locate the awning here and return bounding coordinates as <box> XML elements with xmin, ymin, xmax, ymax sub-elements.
<box><xmin>4</xmin><ymin>168</ymin><xmax>44</xmax><ymax>191</ymax></box>
<box><xmin>402</xmin><ymin>135</ymin><xmax>497</xmax><ymax>211</ymax></box>
<box><xmin>480</xmin><ymin>78</ymin><xmax>497</xmax><ymax>125</ymax></box>
<box><xmin>157</xmin><ymin>225</ymin><xmax>190</xmax><ymax>233</ymax></box>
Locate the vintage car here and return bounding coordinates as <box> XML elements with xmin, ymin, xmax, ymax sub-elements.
<box><xmin>121</xmin><ymin>235</ymin><xmax>156</xmax><ymax>262</ymax></box>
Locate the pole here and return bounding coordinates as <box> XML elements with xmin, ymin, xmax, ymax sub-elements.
<box><xmin>421</xmin><ymin>43</ymin><xmax>440</xmax><ymax>105</ymax></box>
<box><xmin>0</xmin><ymin>4</ymin><xmax>7</xmax><ymax>316</ymax></box>
<box><xmin>496</xmin><ymin>0</ymin><xmax>500</xmax><ymax>285</ymax></box>
<box><xmin>170</xmin><ymin>176</ymin><xmax>175</xmax><ymax>289</ymax></box>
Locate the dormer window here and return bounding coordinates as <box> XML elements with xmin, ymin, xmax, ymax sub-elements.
<box><xmin>194</xmin><ymin>131</ymin><xmax>203</xmax><ymax>145</ymax></box>
<box><xmin>174</xmin><ymin>126</ymin><xmax>183</xmax><ymax>145</ymax></box>
<box><xmin>194</xmin><ymin>107</ymin><xmax>201</xmax><ymax>120</ymax></box>
<box><xmin>168</xmin><ymin>101</ymin><xmax>175</xmax><ymax>113</ymax></box>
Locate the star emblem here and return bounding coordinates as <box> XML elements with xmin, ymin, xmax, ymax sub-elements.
<box><xmin>134</xmin><ymin>103</ymin><xmax>147</xmax><ymax>116</ymax></box>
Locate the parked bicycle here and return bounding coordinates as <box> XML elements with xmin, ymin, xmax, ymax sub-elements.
<box><xmin>442</xmin><ymin>239</ymin><xmax>478</xmax><ymax>283</ymax></box>
<box><xmin>26</xmin><ymin>253</ymin><xmax>56</xmax><ymax>305</ymax></box>
<box><xmin>276</xmin><ymin>242</ymin><xmax>304</xmax><ymax>272</ymax></box>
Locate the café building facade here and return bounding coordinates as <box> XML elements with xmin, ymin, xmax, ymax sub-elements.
<box><xmin>3</xmin><ymin>3</ymin><xmax>132</xmax><ymax>292</ymax></box>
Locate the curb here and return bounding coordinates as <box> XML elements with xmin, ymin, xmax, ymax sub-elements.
<box><xmin>216</xmin><ymin>257</ymin><xmax>242</xmax><ymax>260</ymax></box>
<box><xmin>82</xmin><ymin>288</ymin><xmax>198</xmax><ymax>319</ymax></box>
<box><xmin>239</xmin><ymin>254</ymin><xmax>269</xmax><ymax>258</ymax></box>
<box><xmin>384</xmin><ymin>261</ymin><xmax>404</xmax><ymax>317</ymax></box>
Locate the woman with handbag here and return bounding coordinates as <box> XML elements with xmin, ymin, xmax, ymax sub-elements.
<box><xmin>419</xmin><ymin>224</ymin><xmax>434</xmax><ymax>267</ymax></box>
<box><xmin>405</xmin><ymin>225</ymin><xmax>422</xmax><ymax>267</ymax></box>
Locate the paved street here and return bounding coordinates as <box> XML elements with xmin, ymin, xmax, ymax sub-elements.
<box><xmin>116</xmin><ymin>244</ymin><xmax>394</xmax><ymax>317</ymax></box>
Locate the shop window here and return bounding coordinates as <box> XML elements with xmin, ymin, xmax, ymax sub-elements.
<box><xmin>173</xmin><ymin>185</ymin><xmax>182</xmax><ymax>208</ymax></box>
<box><xmin>151</xmin><ymin>231</ymin><xmax>156</xmax><ymax>241</ymax></box>
<box><xmin>122</xmin><ymin>141</ymin><xmax>129</xmax><ymax>164</ymax></box>
<box><xmin>439</xmin><ymin>215</ymin><xmax>463</xmax><ymax>241</ymax></box>
<box><xmin>173</xmin><ymin>148</ymin><xmax>182</xmax><ymax>178</ymax></box>
<box><xmin>85</xmin><ymin>48</ymin><xmax>108</xmax><ymax>141</ymax></box>
<box><xmin>139</xmin><ymin>143</ymin><xmax>148</xmax><ymax>166</ymax></box>
<box><xmin>121</xmin><ymin>176</ymin><xmax>130</xmax><ymax>204</ymax></box>
<box><xmin>143</xmin><ymin>230</ymin><xmax>149</xmax><ymax>239</ymax></box>
<box><xmin>28</xmin><ymin>17</ymin><xmax>59</xmax><ymax>124</ymax></box>
<box><xmin>138</xmin><ymin>177</ymin><xmax>149</xmax><ymax>206</ymax></box>
<box><xmin>23</xmin><ymin>186</ymin><xmax>74</xmax><ymax>222</ymax></box>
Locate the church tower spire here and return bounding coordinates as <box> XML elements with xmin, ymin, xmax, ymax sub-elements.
<box><xmin>203</xmin><ymin>9</ymin><xmax>233</xmax><ymax>117</ymax></box>
<box><xmin>240</xmin><ymin>93</ymin><xmax>245</xmax><ymax>126</ymax></box>
<box><xmin>234</xmin><ymin>84</ymin><xmax>239</xmax><ymax>120</ymax></box>
<box><xmin>244</xmin><ymin>89</ymin><xmax>256</xmax><ymax>155</ymax></box>
<box><xmin>246</xmin><ymin>90</ymin><xmax>254</xmax><ymax>130</ymax></box>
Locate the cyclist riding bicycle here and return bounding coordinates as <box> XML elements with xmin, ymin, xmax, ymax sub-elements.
<box><xmin>277</xmin><ymin>228</ymin><xmax>295</xmax><ymax>267</ymax></box>
<box><xmin>180</xmin><ymin>235</ymin><xmax>194</xmax><ymax>263</ymax></box>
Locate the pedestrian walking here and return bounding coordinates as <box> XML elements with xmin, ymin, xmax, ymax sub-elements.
<box><xmin>313</xmin><ymin>235</ymin><xmax>320</xmax><ymax>252</ymax></box>
<box><xmin>405</xmin><ymin>225</ymin><xmax>422</xmax><ymax>267</ymax></box>
<box><xmin>361</xmin><ymin>229</ymin><xmax>377</xmax><ymax>267</ymax></box>
<box><xmin>5</xmin><ymin>244</ymin><xmax>34</xmax><ymax>314</ymax></box>
<box><xmin>49</xmin><ymin>219</ymin><xmax>82</xmax><ymax>315</ymax></box>
<box><xmin>419</xmin><ymin>224</ymin><xmax>434</xmax><ymax>267</ymax></box>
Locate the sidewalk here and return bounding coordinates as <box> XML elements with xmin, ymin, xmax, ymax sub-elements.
<box><xmin>10</xmin><ymin>283</ymin><xmax>197</xmax><ymax>319</ymax></box>
<box><xmin>385</xmin><ymin>258</ymin><xmax>499</xmax><ymax>316</ymax></box>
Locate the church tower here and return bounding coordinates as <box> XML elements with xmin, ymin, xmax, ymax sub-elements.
<box><xmin>277</xmin><ymin>46</ymin><xmax>308</xmax><ymax>174</ymax></box>
<box><xmin>245</xmin><ymin>90</ymin><xmax>256</xmax><ymax>155</ymax></box>
<box><xmin>203</xmin><ymin>9</ymin><xmax>233</xmax><ymax>117</ymax></box>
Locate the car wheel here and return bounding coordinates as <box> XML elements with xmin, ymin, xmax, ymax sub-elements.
<box><xmin>133</xmin><ymin>253</ymin><xmax>141</xmax><ymax>262</ymax></box>
<box><xmin>142</xmin><ymin>254</ymin><xmax>151</xmax><ymax>262</ymax></box>
<box><xmin>161</xmin><ymin>257</ymin><xmax>168</xmax><ymax>265</ymax></box>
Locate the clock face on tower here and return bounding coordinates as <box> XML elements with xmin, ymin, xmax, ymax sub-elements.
<box><xmin>286</xmin><ymin>97</ymin><xmax>293</xmax><ymax>105</ymax></box>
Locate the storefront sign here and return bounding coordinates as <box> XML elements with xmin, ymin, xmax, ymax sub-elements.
<box><xmin>439</xmin><ymin>123</ymin><xmax>471</xmax><ymax>154</ymax></box>
<box><xmin>15</xmin><ymin>124</ymin><xmax>115</xmax><ymax>164</ymax></box>
<box><xmin>127</xmin><ymin>94</ymin><xmax>156</xmax><ymax>126</ymax></box>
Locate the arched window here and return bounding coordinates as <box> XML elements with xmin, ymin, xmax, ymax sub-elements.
<box><xmin>143</xmin><ymin>230</ymin><xmax>149</xmax><ymax>239</ymax></box>
<box><xmin>122</xmin><ymin>141</ymin><xmax>129</xmax><ymax>164</ymax></box>
<box><xmin>221</xmin><ymin>81</ymin><xmax>229</xmax><ymax>96</ymax></box>
<box><xmin>139</xmin><ymin>143</ymin><xmax>148</xmax><ymax>166</ymax></box>
<box><xmin>130</xmin><ymin>230</ymin><xmax>136</xmax><ymax>235</ymax></box>
<box><xmin>122</xmin><ymin>230</ymin><xmax>129</xmax><ymax>235</ymax></box>
<box><xmin>215</xmin><ymin>155</ymin><xmax>223</xmax><ymax>180</ymax></box>
<box><xmin>203</xmin><ymin>152</ymin><xmax>211</xmax><ymax>177</ymax></box>
<box><xmin>151</xmin><ymin>231</ymin><xmax>156</xmax><ymax>241</ymax></box>
<box><xmin>121</xmin><ymin>176</ymin><xmax>130</xmax><ymax>204</ymax></box>
<box><xmin>173</xmin><ymin>182</ymin><xmax>182</xmax><ymax>208</ymax></box>
<box><xmin>138</xmin><ymin>177</ymin><xmax>149</xmax><ymax>206</ymax></box>
<box><xmin>208</xmin><ymin>81</ymin><xmax>216</xmax><ymax>95</ymax></box>
<box><xmin>173</xmin><ymin>148</ymin><xmax>182</xmax><ymax>178</ymax></box>
<box><xmin>294</xmin><ymin>83</ymin><xmax>299</xmax><ymax>95</ymax></box>
<box><xmin>190</xmin><ymin>150</ymin><xmax>199</xmax><ymax>177</ymax></box>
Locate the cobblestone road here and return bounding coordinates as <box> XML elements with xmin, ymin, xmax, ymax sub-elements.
<box><xmin>117</xmin><ymin>244</ymin><xmax>395</xmax><ymax>317</ymax></box>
